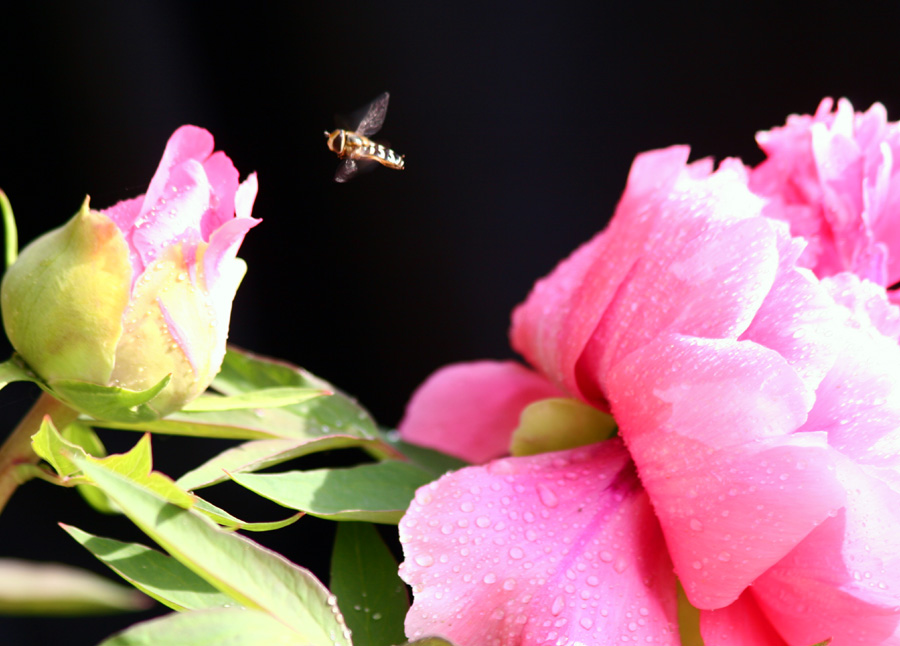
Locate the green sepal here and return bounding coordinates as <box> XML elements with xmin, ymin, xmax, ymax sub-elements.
<box><xmin>0</xmin><ymin>188</ymin><xmax>18</xmax><ymax>268</ymax></box>
<box><xmin>46</xmin><ymin>373</ymin><xmax>172</xmax><ymax>424</ymax></box>
<box><xmin>0</xmin><ymin>355</ymin><xmax>37</xmax><ymax>390</ymax></box>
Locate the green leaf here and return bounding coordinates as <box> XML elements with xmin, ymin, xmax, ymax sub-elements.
<box><xmin>191</xmin><ymin>497</ymin><xmax>302</xmax><ymax>532</ymax></box>
<box><xmin>97</xmin><ymin>608</ymin><xmax>302</xmax><ymax>646</ymax></box>
<box><xmin>330</xmin><ymin>523</ymin><xmax>408</xmax><ymax>646</ymax></box>
<box><xmin>48</xmin><ymin>374</ymin><xmax>171</xmax><ymax>424</ymax></box>
<box><xmin>0</xmin><ymin>558</ymin><xmax>149</xmax><ymax>615</ymax></box>
<box><xmin>402</xmin><ymin>639</ymin><xmax>459</xmax><ymax>646</ymax></box>
<box><xmin>381</xmin><ymin>433</ymin><xmax>469</xmax><ymax>476</ymax></box>
<box><xmin>214</xmin><ymin>347</ymin><xmax>380</xmax><ymax>436</ymax></box>
<box><xmin>32</xmin><ymin>416</ymin><xmax>86</xmax><ymax>478</ymax></box>
<box><xmin>182</xmin><ymin>386</ymin><xmax>328</xmax><ymax>412</ymax></box>
<box><xmin>0</xmin><ymin>188</ymin><xmax>18</xmax><ymax>268</ymax></box>
<box><xmin>61</xmin><ymin>422</ymin><xmax>119</xmax><ymax>513</ymax></box>
<box><xmin>231</xmin><ymin>461</ymin><xmax>436</xmax><ymax>524</ymax></box>
<box><xmin>73</xmin><ymin>454</ymin><xmax>352</xmax><ymax>644</ymax></box>
<box><xmin>61</xmin><ymin>524</ymin><xmax>238</xmax><ymax>612</ymax></box>
<box><xmin>90</xmin><ymin>434</ymin><xmax>195</xmax><ymax>509</ymax></box>
<box><xmin>176</xmin><ymin>436</ymin><xmax>401</xmax><ymax>491</ymax></box>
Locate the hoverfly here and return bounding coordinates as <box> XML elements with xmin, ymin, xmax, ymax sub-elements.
<box><xmin>324</xmin><ymin>92</ymin><xmax>405</xmax><ymax>183</ymax></box>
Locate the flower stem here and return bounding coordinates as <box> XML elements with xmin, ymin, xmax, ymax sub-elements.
<box><xmin>0</xmin><ymin>392</ymin><xmax>79</xmax><ymax>515</ymax></box>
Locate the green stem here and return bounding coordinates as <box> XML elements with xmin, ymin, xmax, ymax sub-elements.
<box><xmin>0</xmin><ymin>392</ymin><xmax>79</xmax><ymax>515</ymax></box>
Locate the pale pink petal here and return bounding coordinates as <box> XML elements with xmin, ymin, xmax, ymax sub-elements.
<box><xmin>608</xmin><ymin>334</ymin><xmax>845</xmax><ymax>609</ymax></box>
<box><xmin>398</xmin><ymin>361</ymin><xmax>564</xmax><ymax>463</ymax></box>
<box><xmin>823</xmin><ymin>273</ymin><xmax>900</xmax><ymax>341</ymax></box>
<box><xmin>131</xmin><ymin>158</ymin><xmax>209</xmax><ymax>270</ymax></box>
<box><xmin>739</xmin><ymin>222</ymin><xmax>844</xmax><ymax>392</ymax></box>
<box><xmin>198</xmin><ymin>150</ymin><xmax>240</xmax><ymax>236</ymax></box>
<box><xmin>234</xmin><ymin>172</ymin><xmax>259</xmax><ymax>221</ymax></box>
<box><xmin>141</xmin><ymin>125</ymin><xmax>215</xmax><ymax>232</ymax></box>
<box><xmin>399</xmin><ymin>440</ymin><xmax>679</xmax><ymax>646</ymax></box>
<box><xmin>203</xmin><ymin>214</ymin><xmax>260</xmax><ymax>293</ymax></box>
<box><xmin>700</xmin><ymin>590</ymin><xmax>788</xmax><ymax>646</ymax></box>
<box><xmin>752</xmin><ymin>461</ymin><xmax>900</xmax><ymax>644</ymax></box>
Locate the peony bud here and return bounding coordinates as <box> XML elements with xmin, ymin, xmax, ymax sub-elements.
<box><xmin>1</xmin><ymin>126</ymin><xmax>259</xmax><ymax>420</ymax></box>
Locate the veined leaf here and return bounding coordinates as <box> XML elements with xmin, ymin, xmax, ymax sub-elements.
<box><xmin>231</xmin><ymin>461</ymin><xmax>436</xmax><ymax>524</ymax></box>
<box><xmin>73</xmin><ymin>455</ymin><xmax>352</xmax><ymax>644</ymax></box>
<box><xmin>177</xmin><ymin>435</ymin><xmax>403</xmax><ymax>491</ymax></box>
<box><xmin>330</xmin><ymin>522</ymin><xmax>408</xmax><ymax>646</ymax></box>
<box><xmin>191</xmin><ymin>497</ymin><xmax>302</xmax><ymax>532</ymax></box>
<box><xmin>182</xmin><ymin>386</ymin><xmax>327</xmax><ymax>412</ymax></box>
<box><xmin>97</xmin><ymin>607</ymin><xmax>301</xmax><ymax>645</ymax></box>
<box><xmin>62</xmin><ymin>524</ymin><xmax>238</xmax><ymax>612</ymax></box>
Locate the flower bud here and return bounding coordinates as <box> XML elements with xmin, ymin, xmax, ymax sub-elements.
<box><xmin>1</xmin><ymin>126</ymin><xmax>259</xmax><ymax>420</ymax></box>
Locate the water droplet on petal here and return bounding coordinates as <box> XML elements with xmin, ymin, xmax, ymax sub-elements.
<box><xmin>536</xmin><ymin>483</ymin><xmax>559</xmax><ymax>508</ymax></box>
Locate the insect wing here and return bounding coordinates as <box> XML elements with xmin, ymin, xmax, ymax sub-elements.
<box><xmin>354</xmin><ymin>92</ymin><xmax>390</xmax><ymax>137</ymax></box>
<box><xmin>334</xmin><ymin>157</ymin><xmax>383</xmax><ymax>183</ymax></box>
<box><xmin>334</xmin><ymin>159</ymin><xmax>359</xmax><ymax>183</ymax></box>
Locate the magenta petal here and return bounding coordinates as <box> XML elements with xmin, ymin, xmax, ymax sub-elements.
<box><xmin>398</xmin><ymin>361</ymin><xmax>564</xmax><ymax>463</ymax></box>
<box><xmin>752</xmin><ymin>462</ymin><xmax>900</xmax><ymax>644</ymax></box>
<box><xmin>700</xmin><ymin>591</ymin><xmax>788</xmax><ymax>646</ymax></box>
<box><xmin>609</xmin><ymin>334</ymin><xmax>845</xmax><ymax>609</ymax></box>
<box><xmin>400</xmin><ymin>440</ymin><xmax>679</xmax><ymax>645</ymax></box>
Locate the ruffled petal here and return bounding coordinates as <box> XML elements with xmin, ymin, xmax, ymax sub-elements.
<box><xmin>608</xmin><ymin>334</ymin><xmax>845</xmax><ymax>609</ymax></box>
<box><xmin>752</xmin><ymin>461</ymin><xmax>900</xmax><ymax>644</ymax></box>
<box><xmin>511</xmin><ymin>147</ymin><xmax>689</xmax><ymax>403</ymax></box>
<box><xmin>398</xmin><ymin>361</ymin><xmax>564</xmax><ymax>463</ymax></box>
<box><xmin>399</xmin><ymin>440</ymin><xmax>679</xmax><ymax>645</ymax></box>
<box><xmin>513</xmin><ymin>147</ymin><xmax>774</xmax><ymax>406</ymax></box>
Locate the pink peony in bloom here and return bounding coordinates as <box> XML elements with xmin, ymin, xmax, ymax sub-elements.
<box><xmin>397</xmin><ymin>146</ymin><xmax>900</xmax><ymax>644</ymax></box>
<box><xmin>750</xmin><ymin>97</ymin><xmax>900</xmax><ymax>297</ymax></box>
<box><xmin>1</xmin><ymin>125</ymin><xmax>259</xmax><ymax>418</ymax></box>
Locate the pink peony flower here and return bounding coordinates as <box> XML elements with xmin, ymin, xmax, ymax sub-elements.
<box><xmin>398</xmin><ymin>146</ymin><xmax>900</xmax><ymax>644</ymax></box>
<box><xmin>1</xmin><ymin>125</ymin><xmax>259</xmax><ymax>419</ymax></box>
<box><xmin>750</xmin><ymin>97</ymin><xmax>900</xmax><ymax>297</ymax></box>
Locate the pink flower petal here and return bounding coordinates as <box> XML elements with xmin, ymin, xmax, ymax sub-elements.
<box><xmin>752</xmin><ymin>461</ymin><xmax>900</xmax><ymax>644</ymax></box>
<box><xmin>511</xmin><ymin>147</ymin><xmax>690</xmax><ymax>404</ymax></box>
<box><xmin>513</xmin><ymin>147</ymin><xmax>776</xmax><ymax>406</ymax></box>
<box><xmin>608</xmin><ymin>334</ymin><xmax>846</xmax><ymax>608</ymax></box>
<box><xmin>398</xmin><ymin>361</ymin><xmax>564</xmax><ymax>463</ymax></box>
<box><xmin>142</xmin><ymin>125</ymin><xmax>216</xmax><ymax>230</ymax></box>
<box><xmin>198</xmin><ymin>150</ymin><xmax>240</xmax><ymax>237</ymax></box>
<box><xmin>699</xmin><ymin>590</ymin><xmax>789</xmax><ymax>646</ymax></box>
<box><xmin>203</xmin><ymin>179</ymin><xmax>260</xmax><ymax>293</ymax></box>
<box><xmin>399</xmin><ymin>440</ymin><xmax>679</xmax><ymax>645</ymax></box>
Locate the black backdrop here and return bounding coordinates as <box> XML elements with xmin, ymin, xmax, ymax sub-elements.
<box><xmin>2</xmin><ymin>3</ymin><xmax>900</xmax><ymax>644</ymax></box>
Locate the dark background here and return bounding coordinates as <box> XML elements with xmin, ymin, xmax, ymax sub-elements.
<box><xmin>2</xmin><ymin>2</ymin><xmax>900</xmax><ymax>644</ymax></box>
